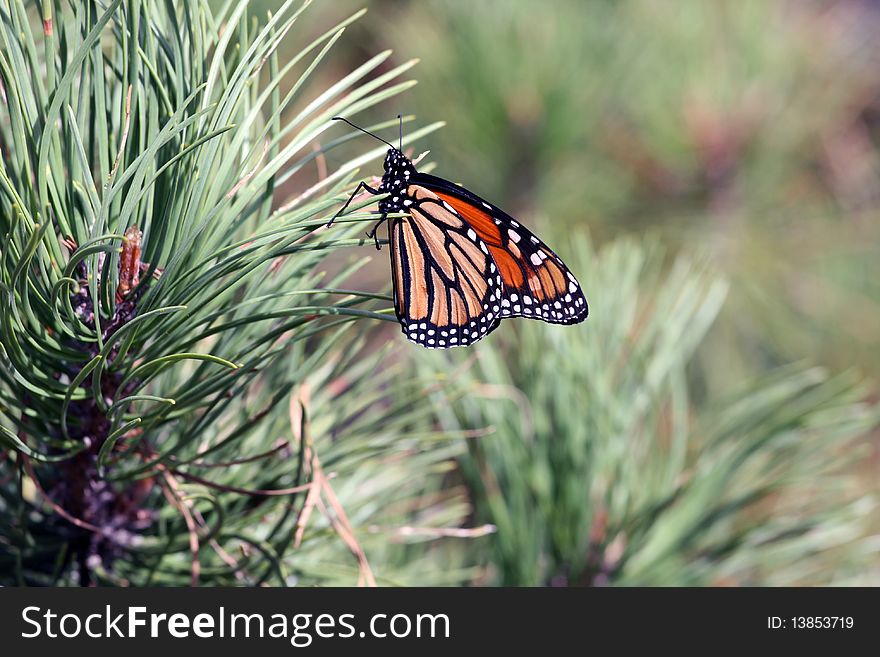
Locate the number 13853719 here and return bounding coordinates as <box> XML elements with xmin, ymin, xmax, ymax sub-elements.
<box><xmin>768</xmin><ymin>616</ymin><xmax>854</xmax><ymax>629</ymax></box>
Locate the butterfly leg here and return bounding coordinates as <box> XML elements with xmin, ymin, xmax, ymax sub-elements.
<box><xmin>366</xmin><ymin>214</ymin><xmax>388</xmax><ymax>250</ymax></box>
<box><xmin>326</xmin><ymin>181</ymin><xmax>381</xmax><ymax>228</ymax></box>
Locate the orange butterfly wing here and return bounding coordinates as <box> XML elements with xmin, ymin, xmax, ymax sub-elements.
<box><xmin>388</xmin><ymin>188</ymin><xmax>504</xmax><ymax>348</ymax></box>
<box><xmin>414</xmin><ymin>176</ymin><xmax>588</xmax><ymax>325</ymax></box>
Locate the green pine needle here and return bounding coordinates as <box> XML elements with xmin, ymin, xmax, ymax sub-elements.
<box><xmin>0</xmin><ymin>0</ymin><xmax>460</xmax><ymax>586</ymax></box>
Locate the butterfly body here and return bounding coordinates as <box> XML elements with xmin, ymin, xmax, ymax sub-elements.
<box><xmin>330</xmin><ymin>119</ymin><xmax>588</xmax><ymax>349</ymax></box>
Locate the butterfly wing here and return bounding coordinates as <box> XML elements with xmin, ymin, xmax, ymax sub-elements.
<box><xmin>388</xmin><ymin>187</ymin><xmax>504</xmax><ymax>348</ymax></box>
<box><xmin>410</xmin><ymin>174</ymin><xmax>589</xmax><ymax>325</ymax></box>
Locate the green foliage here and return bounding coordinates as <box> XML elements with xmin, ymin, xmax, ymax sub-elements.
<box><xmin>428</xmin><ymin>236</ymin><xmax>879</xmax><ymax>586</ymax></box>
<box><xmin>0</xmin><ymin>0</ymin><xmax>466</xmax><ymax>586</ymax></box>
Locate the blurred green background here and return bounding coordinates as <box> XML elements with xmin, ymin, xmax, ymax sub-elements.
<box><xmin>232</xmin><ymin>0</ymin><xmax>880</xmax><ymax>584</ymax></box>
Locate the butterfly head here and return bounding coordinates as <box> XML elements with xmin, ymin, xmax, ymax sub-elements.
<box><xmin>379</xmin><ymin>148</ymin><xmax>415</xmax><ymax>199</ymax></box>
<box><xmin>383</xmin><ymin>148</ymin><xmax>414</xmax><ymax>176</ymax></box>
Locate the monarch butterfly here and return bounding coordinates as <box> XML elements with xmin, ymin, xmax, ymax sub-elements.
<box><xmin>327</xmin><ymin>117</ymin><xmax>588</xmax><ymax>348</ymax></box>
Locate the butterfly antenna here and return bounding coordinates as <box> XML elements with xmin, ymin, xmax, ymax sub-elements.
<box><xmin>398</xmin><ymin>114</ymin><xmax>403</xmax><ymax>151</ymax></box>
<box><xmin>332</xmin><ymin>116</ymin><xmax>396</xmax><ymax>150</ymax></box>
